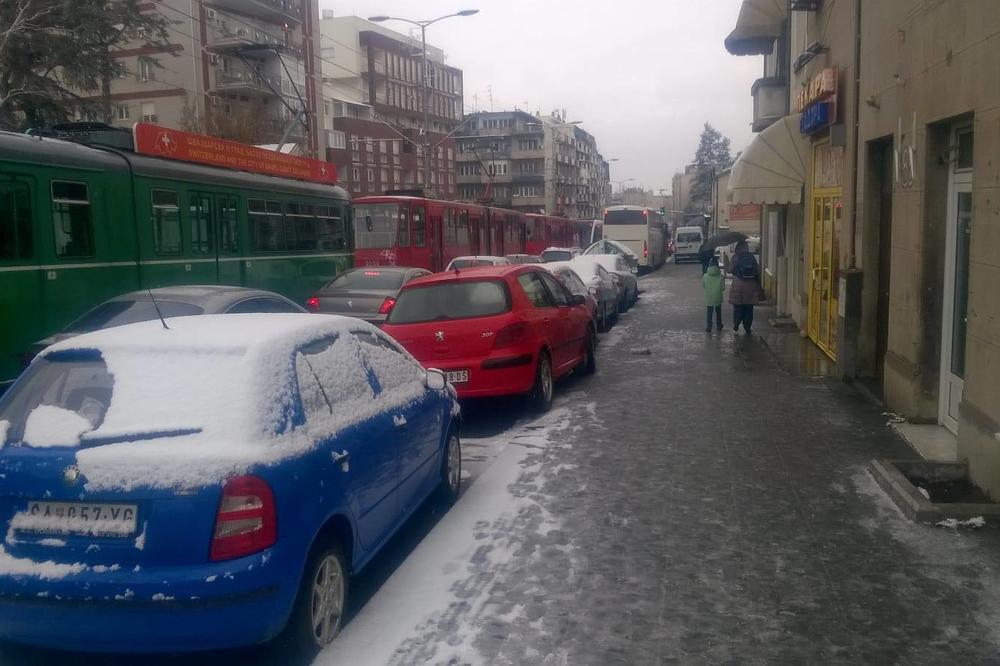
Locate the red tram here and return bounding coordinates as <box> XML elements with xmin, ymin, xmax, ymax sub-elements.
<box><xmin>353</xmin><ymin>196</ymin><xmax>577</xmax><ymax>272</ymax></box>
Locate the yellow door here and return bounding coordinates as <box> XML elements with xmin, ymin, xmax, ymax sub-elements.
<box><xmin>808</xmin><ymin>193</ymin><xmax>840</xmax><ymax>358</ymax></box>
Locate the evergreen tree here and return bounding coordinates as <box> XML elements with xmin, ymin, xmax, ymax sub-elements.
<box><xmin>688</xmin><ymin>123</ymin><xmax>734</xmax><ymax>212</ymax></box>
<box><xmin>0</xmin><ymin>0</ymin><xmax>169</xmax><ymax>130</ymax></box>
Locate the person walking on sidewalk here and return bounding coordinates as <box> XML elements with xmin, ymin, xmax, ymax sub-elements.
<box><xmin>703</xmin><ymin>256</ymin><xmax>725</xmax><ymax>332</ymax></box>
<box><xmin>728</xmin><ymin>240</ymin><xmax>762</xmax><ymax>335</ymax></box>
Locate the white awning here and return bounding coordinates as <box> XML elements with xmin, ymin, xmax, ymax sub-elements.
<box><xmin>724</xmin><ymin>0</ymin><xmax>788</xmax><ymax>56</ymax></box>
<box><xmin>729</xmin><ymin>114</ymin><xmax>809</xmax><ymax>205</ymax></box>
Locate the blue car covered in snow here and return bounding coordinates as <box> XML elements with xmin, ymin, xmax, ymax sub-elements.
<box><xmin>0</xmin><ymin>314</ymin><xmax>462</xmax><ymax>654</ymax></box>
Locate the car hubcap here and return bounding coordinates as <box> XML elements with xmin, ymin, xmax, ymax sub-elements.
<box><xmin>311</xmin><ymin>555</ymin><xmax>344</xmax><ymax>646</ymax></box>
<box><xmin>447</xmin><ymin>435</ymin><xmax>461</xmax><ymax>492</ymax></box>
<box><xmin>542</xmin><ymin>359</ymin><xmax>553</xmax><ymax>401</ymax></box>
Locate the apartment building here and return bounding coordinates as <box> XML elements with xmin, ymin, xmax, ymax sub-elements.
<box><xmin>318</xmin><ymin>13</ymin><xmax>462</xmax><ymax>198</ymax></box>
<box><xmin>454</xmin><ymin>110</ymin><xmax>611</xmax><ymax>218</ymax></box>
<box><xmin>724</xmin><ymin>0</ymin><xmax>1000</xmax><ymax>497</ymax></box>
<box><xmin>87</xmin><ymin>0</ymin><xmax>322</xmax><ymax>155</ymax></box>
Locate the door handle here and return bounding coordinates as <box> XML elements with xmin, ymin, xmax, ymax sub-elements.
<box><xmin>393</xmin><ymin>414</ymin><xmax>407</xmax><ymax>428</ymax></box>
<box><xmin>331</xmin><ymin>450</ymin><xmax>350</xmax><ymax>472</ymax></box>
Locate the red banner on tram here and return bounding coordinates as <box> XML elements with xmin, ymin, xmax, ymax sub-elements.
<box><xmin>133</xmin><ymin>123</ymin><xmax>337</xmax><ymax>184</ymax></box>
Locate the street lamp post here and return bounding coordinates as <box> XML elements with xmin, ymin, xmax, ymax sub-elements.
<box><xmin>369</xmin><ymin>10</ymin><xmax>479</xmax><ymax>197</ymax></box>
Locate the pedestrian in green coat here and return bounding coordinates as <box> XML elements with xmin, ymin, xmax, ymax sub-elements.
<box><xmin>703</xmin><ymin>256</ymin><xmax>725</xmax><ymax>332</ymax></box>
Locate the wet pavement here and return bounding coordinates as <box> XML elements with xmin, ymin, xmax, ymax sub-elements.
<box><xmin>7</xmin><ymin>261</ymin><xmax>1000</xmax><ymax>664</ymax></box>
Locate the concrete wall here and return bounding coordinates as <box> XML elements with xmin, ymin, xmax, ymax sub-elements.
<box><xmin>857</xmin><ymin>0</ymin><xmax>1000</xmax><ymax>495</ymax></box>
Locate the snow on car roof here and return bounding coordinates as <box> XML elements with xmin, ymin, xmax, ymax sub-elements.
<box><xmin>38</xmin><ymin>314</ymin><xmax>386</xmax><ymax>491</ymax></box>
<box><xmin>571</xmin><ymin>254</ymin><xmax>618</xmax><ymax>273</ymax></box>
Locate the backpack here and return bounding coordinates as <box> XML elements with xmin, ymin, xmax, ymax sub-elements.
<box><xmin>735</xmin><ymin>253</ymin><xmax>759</xmax><ymax>280</ymax></box>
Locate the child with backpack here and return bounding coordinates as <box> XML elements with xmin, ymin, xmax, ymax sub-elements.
<box><xmin>703</xmin><ymin>256</ymin><xmax>725</xmax><ymax>332</ymax></box>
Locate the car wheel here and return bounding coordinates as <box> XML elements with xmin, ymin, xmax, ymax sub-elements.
<box><xmin>530</xmin><ymin>351</ymin><xmax>554</xmax><ymax>412</ymax></box>
<box><xmin>437</xmin><ymin>430</ymin><xmax>462</xmax><ymax>505</ymax></box>
<box><xmin>582</xmin><ymin>327</ymin><xmax>597</xmax><ymax>375</ymax></box>
<box><xmin>283</xmin><ymin>539</ymin><xmax>348</xmax><ymax>658</ymax></box>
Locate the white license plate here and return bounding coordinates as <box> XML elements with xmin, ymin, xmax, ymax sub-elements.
<box><xmin>14</xmin><ymin>501</ymin><xmax>139</xmax><ymax>537</ymax></box>
<box><xmin>445</xmin><ymin>370</ymin><xmax>469</xmax><ymax>384</ymax></box>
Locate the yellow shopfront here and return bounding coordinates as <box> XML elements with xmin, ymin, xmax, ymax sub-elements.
<box><xmin>807</xmin><ymin>142</ymin><xmax>844</xmax><ymax>359</ymax></box>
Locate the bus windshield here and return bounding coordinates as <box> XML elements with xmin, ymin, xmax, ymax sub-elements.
<box><xmin>354</xmin><ymin>203</ymin><xmax>401</xmax><ymax>249</ymax></box>
<box><xmin>604</xmin><ymin>210</ymin><xmax>647</xmax><ymax>225</ymax></box>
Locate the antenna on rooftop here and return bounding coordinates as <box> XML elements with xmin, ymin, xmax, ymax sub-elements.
<box><xmin>147</xmin><ymin>288</ymin><xmax>170</xmax><ymax>330</ymax></box>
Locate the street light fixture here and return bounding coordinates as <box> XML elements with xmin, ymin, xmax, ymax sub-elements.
<box><xmin>368</xmin><ymin>10</ymin><xmax>479</xmax><ymax>197</ymax></box>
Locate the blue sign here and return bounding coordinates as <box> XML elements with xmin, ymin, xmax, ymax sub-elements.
<box><xmin>800</xmin><ymin>101</ymin><xmax>833</xmax><ymax>134</ymax></box>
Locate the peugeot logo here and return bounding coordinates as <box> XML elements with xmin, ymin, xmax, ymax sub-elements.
<box><xmin>63</xmin><ymin>465</ymin><xmax>81</xmax><ymax>486</ymax></box>
<box><xmin>347</xmin><ymin>300</ymin><xmax>353</xmax><ymax>309</ymax></box>
<box><xmin>435</xmin><ymin>331</ymin><xmax>445</xmax><ymax>342</ymax></box>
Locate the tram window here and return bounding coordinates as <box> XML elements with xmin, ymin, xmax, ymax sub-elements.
<box><xmin>457</xmin><ymin>210</ymin><xmax>470</xmax><ymax>245</ymax></box>
<box><xmin>317</xmin><ymin>207</ymin><xmax>347</xmax><ymax>251</ymax></box>
<box><xmin>189</xmin><ymin>195</ymin><xmax>214</xmax><ymax>255</ymax></box>
<box><xmin>151</xmin><ymin>189</ymin><xmax>181</xmax><ymax>255</ymax></box>
<box><xmin>412</xmin><ymin>209</ymin><xmax>426</xmax><ymax>247</ymax></box>
<box><xmin>51</xmin><ymin>180</ymin><xmax>93</xmax><ymax>258</ymax></box>
<box><xmin>286</xmin><ymin>201</ymin><xmax>317</xmax><ymax>251</ymax></box>
<box><xmin>249</xmin><ymin>198</ymin><xmax>285</xmax><ymax>252</ymax></box>
<box><xmin>218</xmin><ymin>197</ymin><xmax>238</xmax><ymax>253</ymax></box>
<box><xmin>0</xmin><ymin>182</ymin><xmax>33</xmax><ymax>260</ymax></box>
<box><xmin>397</xmin><ymin>207</ymin><xmax>410</xmax><ymax>247</ymax></box>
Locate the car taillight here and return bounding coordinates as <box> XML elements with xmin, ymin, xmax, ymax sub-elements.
<box><xmin>305</xmin><ymin>296</ymin><xmax>320</xmax><ymax>312</ymax></box>
<box><xmin>643</xmin><ymin>241</ymin><xmax>648</xmax><ymax>258</ymax></box>
<box><xmin>378</xmin><ymin>296</ymin><xmax>397</xmax><ymax>315</ymax></box>
<box><xmin>210</xmin><ymin>475</ymin><xmax>277</xmax><ymax>562</ymax></box>
<box><xmin>493</xmin><ymin>321</ymin><xmax>530</xmax><ymax>349</ymax></box>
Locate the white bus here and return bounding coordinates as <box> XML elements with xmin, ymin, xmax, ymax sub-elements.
<box><xmin>601</xmin><ymin>205</ymin><xmax>666</xmax><ymax>271</ymax></box>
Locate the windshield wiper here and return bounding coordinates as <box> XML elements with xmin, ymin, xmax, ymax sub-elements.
<box><xmin>77</xmin><ymin>427</ymin><xmax>202</xmax><ymax>449</ymax></box>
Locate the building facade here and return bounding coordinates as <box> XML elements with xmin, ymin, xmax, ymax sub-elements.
<box><xmin>90</xmin><ymin>0</ymin><xmax>323</xmax><ymax>155</ymax></box>
<box><xmin>318</xmin><ymin>13</ymin><xmax>462</xmax><ymax>198</ymax></box>
<box><xmin>453</xmin><ymin>110</ymin><xmax>611</xmax><ymax>217</ymax></box>
<box><xmin>725</xmin><ymin>0</ymin><xmax>1000</xmax><ymax>497</ymax></box>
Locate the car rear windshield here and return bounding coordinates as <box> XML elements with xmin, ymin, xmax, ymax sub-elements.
<box><xmin>0</xmin><ymin>352</ymin><xmax>112</xmax><ymax>446</ymax></box>
<box><xmin>450</xmin><ymin>259</ymin><xmax>494</xmax><ymax>269</ymax></box>
<box><xmin>542</xmin><ymin>250</ymin><xmax>573</xmax><ymax>262</ymax></box>
<box><xmin>676</xmin><ymin>232</ymin><xmax>702</xmax><ymax>243</ymax></box>
<box><xmin>388</xmin><ymin>280</ymin><xmax>510</xmax><ymax>324</ymax></box>
<box><xmin>328</xmin><ymin>269</ymin><xmax>406</xmax><ymax>291</ymax></box>
<box><xmin>67</xmin><ymin>300</ymin><xmax>204</xmax><ymax>334</ymax></box>
<box><xmin>604</xmin><ymin>210</ymin><xmax>646</xmax><ymax>225</ymax></box>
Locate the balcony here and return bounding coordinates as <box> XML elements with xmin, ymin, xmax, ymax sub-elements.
<box><xmin>206</xmin><ymin>12</ymin><xmax>288</xmax><ymax>52</ymax></box>
<box><xmin>513</xmin><ymin>172</ymin><xmax>544</xmax><ymax>183</ymax></box>
<box><xmin>513</xmin><ymin>195</ymin><xmax>546</xmax><ymax>209</ymax></box>
<box><xmin>213</xmin><ymin>66</ymin><xmax>281</xmax><ymax>96</ymax></box>
<box><xmin>511</xmin><ymin>147</ymin><xmax>544</xmax><ymax>159</ymax></box>
<box><xmin>751</xmin><ymin>76</ymin><xmax>787</xmax><ymax>132</ymax></box>
<box><xmin>209</xmin><ymin>0</ymin><xmax>302</xmax><ymax>25</ymax></box>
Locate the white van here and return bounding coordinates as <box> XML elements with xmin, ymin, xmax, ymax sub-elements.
<box><xmin>673</xmin><ymin>226</ymin><xmax>705</xmax><ymax>263</ymax></box>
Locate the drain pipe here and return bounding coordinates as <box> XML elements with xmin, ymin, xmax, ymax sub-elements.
<box><xmin>848</xmin><ymin>0</ymin><xmax>862</xmax><ymax>269</ymax></box>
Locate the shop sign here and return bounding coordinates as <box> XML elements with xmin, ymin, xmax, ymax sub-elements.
<box><xmin>730</xmin><ymin>203</ymin><xmax>762</xmax><ymax>221</ymax></box>
<box><xmin>133</xmin><ymin>123</ymin><xmax>338</xmax><ymax>184</ymax></box>
<box><xmin>796</xmin><ymin>67</ymin><xmax>838</xmax><ymax>135</ymax></box>
<box><xmin>813</xmin><ymin>143</ymin><xmax>845</xmax><ymax>189</ymax></box>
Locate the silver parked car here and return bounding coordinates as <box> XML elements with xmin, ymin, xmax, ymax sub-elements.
<box><xmin>305</xmin><ymin>266</ymin><xmax>431</xmax><ymax>325</ymax></box>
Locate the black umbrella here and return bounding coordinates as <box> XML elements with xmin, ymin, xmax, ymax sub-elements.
<box><xmin>700</xmin><ymin>231</ymin><xmax>747</xmax><ymax>252</ymax></box>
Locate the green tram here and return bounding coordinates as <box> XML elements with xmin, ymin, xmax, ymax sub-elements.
<box><xmin>0</xmin><ymin>130</ymin><xmax>353</xmax><ymax>386</ymax></box>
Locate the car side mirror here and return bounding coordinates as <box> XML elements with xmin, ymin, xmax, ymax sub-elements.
<box><xmin>569</xmin><ymin>294</ymin><xmax>586</xmax><ymax>306</ymax></box>
<box><xmin>425</xmin><ymin>368</ymin><xmax>447</xmax><ymax>391</ymax></box>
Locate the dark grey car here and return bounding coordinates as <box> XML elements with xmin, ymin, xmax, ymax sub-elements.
<box><xmin>24</xmin><ymin>285</ymin><xmax>305</xmax><ymax>366</ymax></box>
<box><xmin>305</xmin><ymin>266</ymin><xmax>431</xmax><ymax>325</ymax></box>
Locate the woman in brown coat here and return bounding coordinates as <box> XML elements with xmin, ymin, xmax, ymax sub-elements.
<box><xmin>728</xmin><ymin>240</ymin><xmax>762</xmax><ymax>335</ymax></box>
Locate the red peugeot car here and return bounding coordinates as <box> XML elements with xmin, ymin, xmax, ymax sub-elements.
<box><xmin>382</xmin><ymin>265</ymin><xmax>596</xmax><ymax>409</ymax></box>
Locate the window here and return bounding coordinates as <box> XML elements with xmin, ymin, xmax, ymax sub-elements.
<box><xmin>387</xmin><ymin>280</ymin><xmax>511</xmax><ymax>324</ymax></box>
<box><xmin>294</xmin><ymin>336</ymin><xmax>374</xmax><ymax>424</ymax></box>
<box><xmin>0</xmin><ymin>181</ymin><xmax>33</xmax><ymax>260</ymax></box>
<box><xmin>51</xmin><ymin>181</ymin><xmax>92</xmax><ymax>258</ymax></box>
<box><xmin>141</xmin><ymin>102</ymin><xmax>157</xmax><ymax>123</ymax></box>
<box><xmin>539</xmin><ymin>272</ymin><xmax>571</xmax><ymax>306</ymax></box>
<box><xmin>138</xmin><ymin>58</ymin><xmax>155</xmax><ymax>82</ymax></box>
<box><xmin>352</xmin><ymin>166</ymin><xmax>360</xmax><ymax>183</ymax></box>
<box><xmin>248</xmin><ymin>199</ymin><xmax>284</xmax><ymax>251</ymax></box>
<box><xmin>518</xmin><ymin>273</ymin><xmax>553</xmax><ymax>308</ymax></box>
<box><xmin>285</xmin><ymin>201</ymin><xmax>317</xmax><ymax>251</ymax></box>
<box><xmin>189</xmin><ymin>195</ymin><xmax>213</xmax><ymax>254</ymax></box>
<box><xmin>151</xmin><ymin>189</ymin><xmax>181</xmax><ymax>255</ymax></box>
<box><xmin>411</xmin><ymin>207</ymin><xmax>426</xmax><ymax>247</ymax></box>
<box><xmin>226</xmin><ymin>297</ymin><xmax>301</xmax><ymax>314</ymax></box>
<box><xmin>115</xmin><ymin>104</ymin><xmax>130</xmax><ymax>121</ymax></box>
<box><xmin>381</xmin><ymin>168</ymin><xmax>388</xmax><ymax>184</ymax></box>
<box><xmin>218</xmin><ymin>197</ymin><xmax>238</xmax><ymax>253</ymax></box>
<box><xmin>316</xmin><ymin>205</ymin><xmax>347</xmax><ymax>251</ymax></box>
<box><xmin>367</xmin><ymin>168</ymin><xmax>375</xmax><ymax>183</ymax></box>
<box><xmin>356</xmin><ymin>332</ymin><xmax>423</xmax><ymax>394</ymax></box>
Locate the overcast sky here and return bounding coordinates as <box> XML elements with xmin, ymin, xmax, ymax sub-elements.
<box><xmin>320</xmin><ymin>0</ymin><xmax>761</xmax><ymax>192</ymax></box>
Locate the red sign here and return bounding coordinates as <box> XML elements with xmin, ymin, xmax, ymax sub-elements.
<box><xmin>730</xmin><ymin>203</ymin><xmax>762</xmax><ymax>221</ymax></box>
<box><xmin>133</xmin><ymin>123</ymin><xmax>337</xmax><ymax>185</ymax></box>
